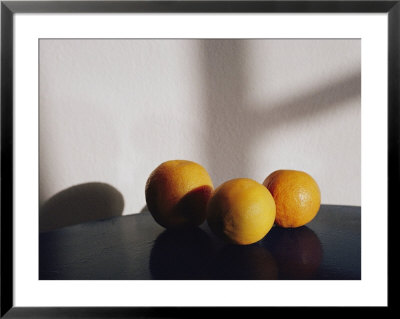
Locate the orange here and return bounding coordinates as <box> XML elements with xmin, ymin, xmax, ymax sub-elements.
<box><xmin>207</xmin><ymin>178</ymin><xmax>276</xmax><ymax>245</ymax></box>
<box><xmin>263</xmin><ymin>170</ymin><xmax>321</xmax><ymax>228</ymax></box>
<box><xmin>145</xmin><ymin>160</ymin><xmax>214</xmax><ymax>229</ymax></box>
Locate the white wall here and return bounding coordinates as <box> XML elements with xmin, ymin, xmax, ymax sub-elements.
<box><xmin>39</xmin><ymin>39</ymin><xmax>360</xmax><ymax>220</ymax></box>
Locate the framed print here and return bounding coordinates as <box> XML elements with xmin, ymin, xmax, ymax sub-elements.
<box><xmin>1</xmin><ymin>0</ymin><xmax>394</xmax><ymax>316</ymax></box>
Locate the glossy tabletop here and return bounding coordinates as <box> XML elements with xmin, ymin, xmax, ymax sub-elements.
<box><xmin>39</xmin><ymin>204</ymin><xmax>361</xmax><ymax>280</ymax></box>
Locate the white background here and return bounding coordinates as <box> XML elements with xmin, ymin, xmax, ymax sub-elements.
<box><xmin>14</xmin><ymin>13</ymin><xmax>387</xmax><ymax>307</ymax></box>
<box><xmin>39</xmin><ymin>37</ymin><xmax>361</xmax><ymax>228</ymax></box>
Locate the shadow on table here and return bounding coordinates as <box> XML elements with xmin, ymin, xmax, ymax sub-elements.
<box><xmin>39</xmin><ymin>182</ymin><xmax>124</xmax><ymax>233</ymax></box>
<box><xmin>208</xmin><ymin>243</ymin><xmax>279</xmax><ymax>280</ymax></box>
<box><xmin>261</xmin><ymin>226</ymin><xmax>323</xmax><ymax>280</ymax></box>
<box><xmin>149</xmin><ymin>227</ymin><xmax>216</xmax><ymax>280</ymax></box>
<box><xmin>149</xmin><ymin>226</ymin><xmax>280</xmax><ymax>280</ymax></box>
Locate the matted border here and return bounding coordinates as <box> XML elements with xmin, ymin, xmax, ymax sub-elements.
<box><xmin>1</xmin><ymin>1</ymin><xmax>395</xmax><ymax>317</ymax></box>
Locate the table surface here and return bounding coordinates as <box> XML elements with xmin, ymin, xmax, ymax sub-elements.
<box><xmin>39</xmin><ymin>204</ymin><xmax>361</xmax><ymax>280</ymax></box>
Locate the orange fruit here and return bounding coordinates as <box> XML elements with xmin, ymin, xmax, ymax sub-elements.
<box><xmin>145</xmin><ymin>160</ymin><xmax>214</xmax><ymax>229</ymax></box>
<box><xmin>206</xmin><ymin>178</ymin><xmax>276</xmax><ymax>245</ymax></box>
<box><xmin>263</xmin><ymin>170</ymin><xmax>321</xmax><ymax>228</ymax></box>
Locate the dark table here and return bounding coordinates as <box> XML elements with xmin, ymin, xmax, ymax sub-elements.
<box><xmin>39</xmin><ymin>204</ymin><xmax>361</xmax><ymax>280</ymax></box>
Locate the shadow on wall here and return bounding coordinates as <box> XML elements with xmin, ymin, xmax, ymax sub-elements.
<box><xmin>201</xmin><ymin>40</ymin><xmax>360</xmax><ymax>186</ymax></box>
<box><xmin>39</xmin><ymin>182</ymin><xmax>124</xmax><ymax>233</ymax></box>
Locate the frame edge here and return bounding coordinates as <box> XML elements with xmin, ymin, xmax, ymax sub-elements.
<box><xmin>388</xmin><ymin>0</ymin><xmax>398</xmax><ymax>310</ymax></box>
<box><xmin>0</xmin><ymin>0</ymin><xmax>395</xmax><ymax>317</ymax></box>
<box><xmin>1</xmin><ymin>1</ymin><xmax>14</xmax><ymax>317</ymax></box>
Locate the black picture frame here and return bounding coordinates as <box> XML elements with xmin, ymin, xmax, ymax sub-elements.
<box><xmin>1</xmin><ymin>0</ymin><xmax>394</xmax><ymax>317</ymax></box>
